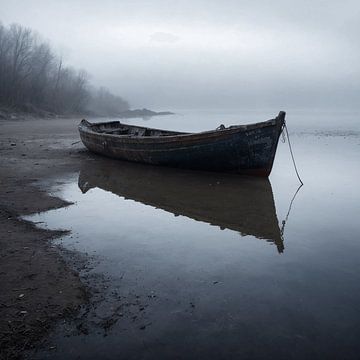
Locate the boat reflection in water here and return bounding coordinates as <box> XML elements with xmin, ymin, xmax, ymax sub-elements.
<box><xmin>78</xmin><ymin>158</ymin><xmax>284</xmax><ymax>253</ymax></box>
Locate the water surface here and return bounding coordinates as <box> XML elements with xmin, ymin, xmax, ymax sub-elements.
<box><xmin>26</xmin><ymin>110</ymin><xmax>360</xmax><ymax>359</ymax></box>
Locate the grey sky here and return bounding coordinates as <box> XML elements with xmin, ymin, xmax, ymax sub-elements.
<box><xmin>1</xmin><ymin>0</ymin><xmax>359</xmax><ymax>108</ymax></box>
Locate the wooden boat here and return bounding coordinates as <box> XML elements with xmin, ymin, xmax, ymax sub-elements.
<box><xmin>78</xmin><ymin>158</ymin><xmax>284</xmax><ymax>252</ymax></box>
<box><xmin>78</xmin><ymin>111</ymin><xmax>286</xmax><ymax>177</ymax></box>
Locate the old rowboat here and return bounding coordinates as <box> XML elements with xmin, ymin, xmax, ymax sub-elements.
<box><xmin>79</xmin><ymin>111</ymin><xmax>286</xmax><ymax>177</ymax></box>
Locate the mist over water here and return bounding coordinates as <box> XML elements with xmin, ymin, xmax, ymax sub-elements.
<box><xmin>1</xmin><ymin>0</ymin><xmax>359</xmax><ymax>110</ymax></box>
<box><xmin>122</xmin><ymin>109</ymin><xmax>360</xmax><ymax>133</ymax></box>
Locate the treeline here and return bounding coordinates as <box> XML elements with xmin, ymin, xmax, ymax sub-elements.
<box><xmin>0</xmin><ymin>23</ymin><xmax>129</xmax><ymax>116</ymax></box>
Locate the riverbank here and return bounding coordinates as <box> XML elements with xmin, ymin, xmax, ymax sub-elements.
<box><xmin>0</xmin><ymin>106</ymin><xmax>174</xmax><ymax>123</ymax></box>
<box><xmin>0</xmin><ymin>117</ymin><xmax>92</xmax><ymax>358</ymax></box>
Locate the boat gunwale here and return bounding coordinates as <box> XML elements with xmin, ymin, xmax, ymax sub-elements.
<box><xmin>78</xmin><ymin>117</ymin><xmax>280</xmax><ymax>144</ymax></box>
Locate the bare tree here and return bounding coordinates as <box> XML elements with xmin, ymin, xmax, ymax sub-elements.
<box><xmin>28</xmin><ymin>41</ymin><xmax>53</xmax><ymax>108</ymax></box>
<box><xmin>87</xmin><ymin>87</ymin><xmax>129</xmax><ymax>116</ymax></box>
<box><xmin>0</xmin><ymin>23</ymin><xmax>12</xmax><ymax>103</ymax></box>
<box><xmin>8</xmin><ymin>24</ymin><xmax>34</xmax><ymax>105</ymax></box>
<box><xmin>0</xmin><ymin>22</ymin><xmax>129</xmax><ymax>116</ymax></box>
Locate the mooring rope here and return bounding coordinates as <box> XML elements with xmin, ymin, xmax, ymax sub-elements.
<box><xmin>280</xmin><ymin>182</ymin><xmax>303</xmax><ymax>239</ymax></box>
<box><xmin>283</xmin><ymin>122</ymin><xmax>304</xmax><ymax>185</ymax></box>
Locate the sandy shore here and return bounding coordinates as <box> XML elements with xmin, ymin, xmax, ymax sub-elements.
<box><xmin>0</xmin><ymin>117</ymin><xmax>93</xmax><ymax>358</ymax></box>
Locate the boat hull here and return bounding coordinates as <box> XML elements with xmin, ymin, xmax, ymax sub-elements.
<box><xmin>79</xmin><ymin>112</ymin><xmax>285</xmax><ymax>177</ymax></box>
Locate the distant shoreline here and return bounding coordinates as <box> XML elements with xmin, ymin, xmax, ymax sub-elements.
<box><xmin>117</xmin><ymin>108</ymin><xmax>174</xmax><ymax>119</ymax></box>
<box><xmin>0</xmin><ymin>106</ymin><xmax>174</xmax><ymax>121</ymax></box>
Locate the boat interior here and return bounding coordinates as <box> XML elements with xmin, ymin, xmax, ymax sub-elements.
<box><xmin>91</xmin><ymin>121</ymin><xmax>185</xmax><ymax>137</ymax></box>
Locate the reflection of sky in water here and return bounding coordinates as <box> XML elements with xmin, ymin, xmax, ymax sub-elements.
<box><xmin>25</xmin><ymin>112</ymin><xmax>360</xmax><ymax>359</ymax></box>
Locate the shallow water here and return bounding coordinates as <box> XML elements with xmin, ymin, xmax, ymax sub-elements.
<box><xmin>25</xmin><ymin>110</ymin><xmax>360</xmax><ymax>359</ymax></box>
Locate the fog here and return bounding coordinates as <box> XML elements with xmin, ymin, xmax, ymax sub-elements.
<box><xmin>1</xmin><ymin>0</ymin><xmax>359</xmax><ymax>109</ymax></box>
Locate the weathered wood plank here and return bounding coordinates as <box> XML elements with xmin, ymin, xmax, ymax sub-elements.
<box><xmin>78</xmin><ymin>111</ymin><xmax>286</xmax><ymax>177</ymax></box>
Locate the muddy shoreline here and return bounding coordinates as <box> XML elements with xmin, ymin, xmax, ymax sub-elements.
<box><xmin>0</xmin><ymin>117</ymin><xmax>94</xmax><ymax>359</ymax></box>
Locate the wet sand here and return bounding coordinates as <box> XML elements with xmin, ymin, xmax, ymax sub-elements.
<box><xmin>0</xmin><ymin>117</ymin><xmax>91</xmax><ymax>358</ymax></box>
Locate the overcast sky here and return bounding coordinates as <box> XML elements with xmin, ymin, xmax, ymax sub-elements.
<box><xmin>1</xmin><ymin>0</ymin><xmax>359</xmax><ymax>109</ymax></box>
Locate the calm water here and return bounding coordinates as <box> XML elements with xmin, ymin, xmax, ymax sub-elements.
<box><xmin>26</xmin><ymin>110</ymin><xmax>360</xmax><ymax>359</ymax></box>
